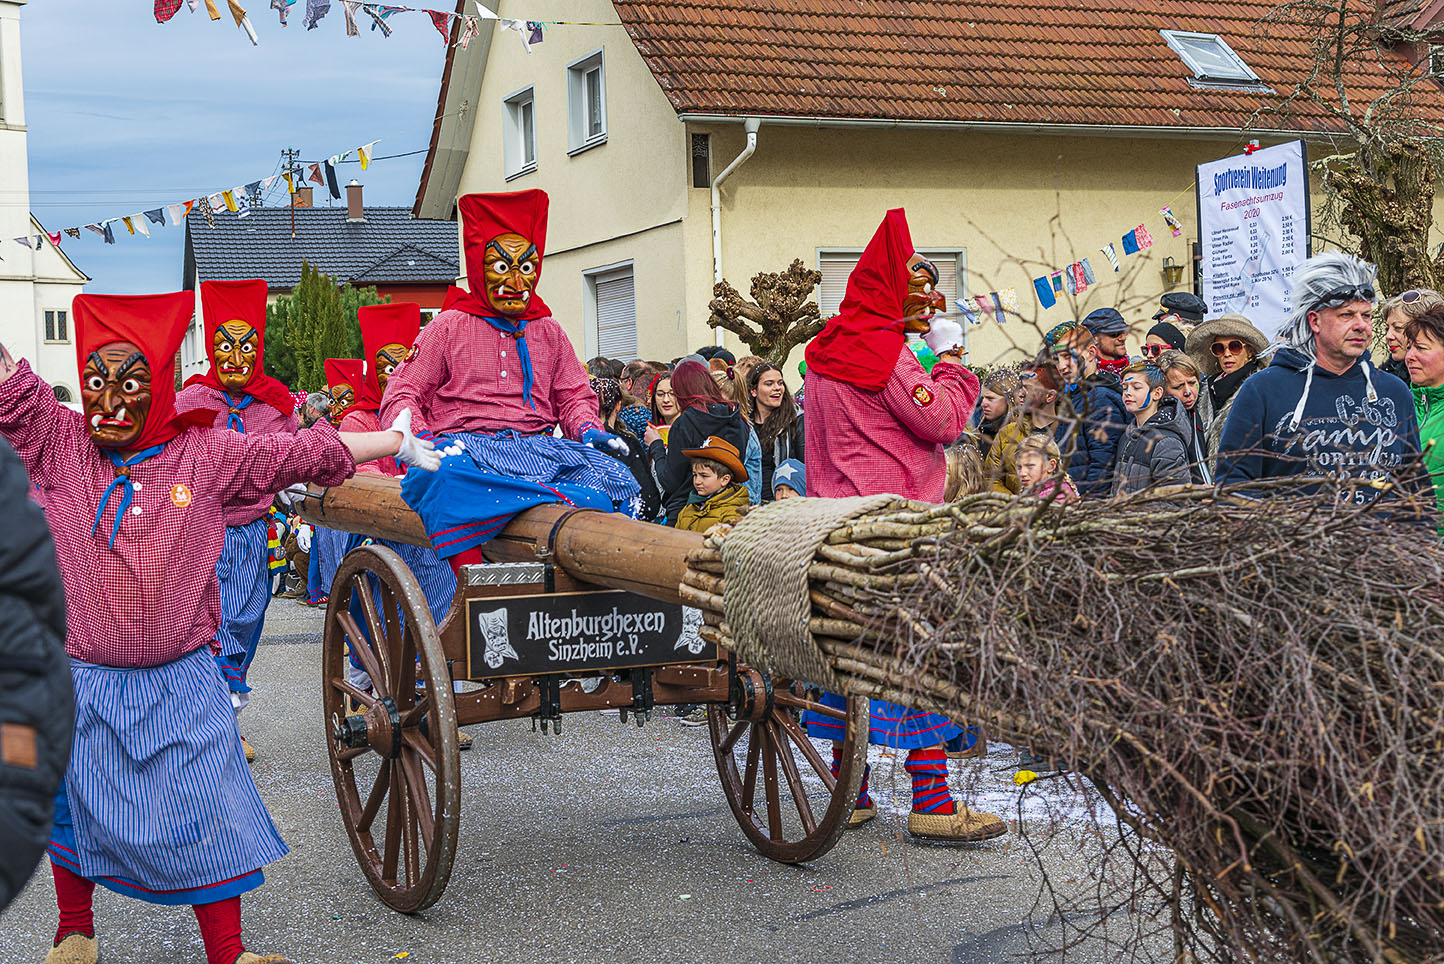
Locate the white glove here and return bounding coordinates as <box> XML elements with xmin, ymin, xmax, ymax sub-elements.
<box><xmin>389</xmin><ymin>408</ymin><xmax>440</xmax><ymax>472</ymax></box>
<box><xmin>295</xmin><ymin>523</ymin><xmax>313</xmax><ymax>553</ymax></box>
<box><xmin>923</xmin><ymin>318</ymin><xmax>966</xmax><ymax>357</ymax></box>
<box><xmin>276</xmin><ymin>483</ymin><xmax>310</xmax><ymax>509</ymax></box>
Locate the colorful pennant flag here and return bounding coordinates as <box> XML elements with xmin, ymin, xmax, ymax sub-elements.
<box><xmin>998</xmin><ymin>287</ymin><xmax>1019</xmax><ymax>317</ymax></box>
<box><xmin>1100</xmin><ymin>243</ymin><xmax>1120</xmax><ymax>272</ymax></box>
<box><xmin>1122</xmin><ymin>229</ymin><xmax>1140</xmax><ymax>255</ymax></box>
<box><xmin>358</xmin><ymin>141</ymin><xmax>376</xmax><ymax>171</ymax></box>
<box><xmin>989</xmin><ymin>291</ymin><xmax>1005</xmax><ymax>321</ymax></box>
<box><xmin>1071</xmin><ymin>262</ymin><xmax>1088</xmax><ymax>294</ymax></box>
<box><xmin>12</xmin><ymin>236</ymin><xmax>32</xmax><ymax>249</ymax></box>
<box><xmin>304</xmin><ymin>0</ymin><xmax>330</xmax><ymax>30</ymax></box>
<box><xmin>1033</xmin><ymin>276</ymin><xmax>1056</xmax><ymax>309</ymax></box>
<box><xmin>1080</xmin><ymin>258</ymin><xmax>1096</xmax><ymax>286</ymax></box>
<box><xmin>973</xmin><ymin>294</ymin><xmax>994</xmax><ymax>318</ymax></box>
<box><xmin>63</xmin><ymin>227</ymin><xmax>81</xmax><ymax>240</ymax></box>
<box><xmin>1050</xmin><ymin>272</ymin><xmax>1064</xmax><ymax>294</ymax></box>
<box><xmin>121</xmin><ymin>216</ymin><xmax>136</xmax><ymax>236</ymax></box>
<box><xmin>144</xmin><ymin>209</ymin><xmax>166</xmax><ymax>226</ymax></box>
<box><xmin>1135</xmin><ymin>224</ymin><xmax>1155</xmax><ymax>250</ymax></box>
<box><xmin>1064</xmin><ymin>266</ymin><xmax>1077</xmax><ymax>296</ymax></box>
<box><xmin>953</xmin><ymin>299</ymin><xmax>981</xmax><ymax>326</ymax></box>
<box><xmin>1160</xmin><ymin>206</ymin><xmax>1183</xmax><ymax>237</ymax></box>
<box><xmin>428</xmin><ymin>9</ymin><xmax>452</xmax><ymax>39</ymax></box>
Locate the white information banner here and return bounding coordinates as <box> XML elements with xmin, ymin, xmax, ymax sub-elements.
<box><xmin>1195</xmin><ymin>140</ymin><xmax>1310</xmax><ymax>322</ymax></box>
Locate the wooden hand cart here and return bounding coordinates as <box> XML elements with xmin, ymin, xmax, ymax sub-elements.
<box><xmin>299</xmin><ymin>475</ymin><xmax>867</xmax><ymax>913</ymax></box>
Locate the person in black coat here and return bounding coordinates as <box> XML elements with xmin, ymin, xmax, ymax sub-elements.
<box><xmin>0</xmin><ymin>439</ymin><xmax>72</xmax><ymax>912</ymax></box>
<box><xmin>646</xmin><ymin>361</ymin><xmax>754</xmax><ymax>522</ymax></box>
<box><xmin>589</xmin><ymin>377</ymin><xmax>661</xmax><ymax>522</ymax></box>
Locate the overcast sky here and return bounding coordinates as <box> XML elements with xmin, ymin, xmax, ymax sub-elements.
<box><xmin>21</xmin><ymin>2</ymin><xmax>448</xmax><ymax>294</ymax></box>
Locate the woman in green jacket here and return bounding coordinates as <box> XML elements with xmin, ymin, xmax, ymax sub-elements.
<box><xmin>1404</xmin><ymin>304</ymin><xmax>1444</xmax><ymax>519</ymax></box>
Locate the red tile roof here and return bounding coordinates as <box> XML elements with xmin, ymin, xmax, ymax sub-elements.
<box><xmin>612</xmin><ymin>0</ymin><xmax>1444</xmax><ymax>133</ymax></box>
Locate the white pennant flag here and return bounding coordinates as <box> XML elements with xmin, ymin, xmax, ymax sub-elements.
<box><xmin>167</xmin><ymin>203</ymin><xmax>187</xmax><ymax>226</ymax></box>
<box><xmin>471</xmin><ymin>1</ymin><xmax>498</xmax><ymax>19</ymax></box>
<box><xmin>131</xmin><ymin>214</ymin><xmax>150</xmax><ymax>237</ymax></box>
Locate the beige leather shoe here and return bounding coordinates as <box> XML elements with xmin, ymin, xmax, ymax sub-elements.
<box><xmin>45</xmin><ymin>933</ymin><xmax>97</xmax><ymax>964</ymax></box>
<box><xmin>907</xmin><ymin>806</ymin><xmax>1008</xmax><ymax>842</ymax></box>
<box><xmin>847</xmin><ymin>802</ymin><xmax>876</xmax><ymax>827</ymax></box>
<box><xmin>456</xmin><ymin>729</ymin><xmax>473</xmax><ymax>751</ymax></box>
<box><xmin>240</xmin><ymin>736</ymin><xmax>256</xmax><ymax>763</ymax></box>
<box><xmin>234</xmin><ymin>953</ymin><xmax>294</xmax><ymax>964</ymax></box>
<box><xmin>946</xmin><ymin>738</ymin><xmax>987</xmax><ymax>760</ymax></box>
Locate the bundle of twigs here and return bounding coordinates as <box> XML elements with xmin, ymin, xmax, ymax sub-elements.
<box><xmin>681</xmin><ymin>481</ymin><xmax>1444</xmax><ymax>964</ymax></box>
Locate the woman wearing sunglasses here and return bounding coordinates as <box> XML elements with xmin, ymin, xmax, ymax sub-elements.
<box><xmin>1183</xmin><ymin>313</ymin><xmax>1270</xmax><ymax>471</ymax></box>
<box><xmin>1377</xmin><ymin>288</ymin><xmax>1444</xmax><ymax>384</ymax></box>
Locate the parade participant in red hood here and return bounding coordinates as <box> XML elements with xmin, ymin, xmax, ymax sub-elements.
<box><xmin>0</xmin><ymin>291</ymin><xmax>437</xmax><ymax>964</ymax></box>
<box><xmin>802</xmin><ymin>209</ymin><xmax>1007</xmax><ymax>845</ymax></box>
<box><xmin>324</xmin><ymin>358</ymin><xmax>370</xmax><ymax>428</ymax></box>
<box><xmin>381</xmin><ymin>189</ymin><xmax>640</xmax><ymax>568</ymax></box>
<box><xmin>175</xmin><ymin>280</ymin><xmax>301</xmax><ymax>761</ymax></box>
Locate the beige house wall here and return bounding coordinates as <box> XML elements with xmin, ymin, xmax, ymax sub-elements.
<box><xmin>446</xmin><ymin>8</ymin><xmax>1442</xmax><ymax>374</ymax></box>
<box><xmin>453</xmin><ymin>0</ymin><xmax>690</xmax><ymax>355</ymax></box>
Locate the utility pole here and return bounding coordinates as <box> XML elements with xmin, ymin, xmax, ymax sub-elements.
<box><xmin>281</xmin><ymin>147</ymin><xmax>303</xmax><ymax>239</ymax></box>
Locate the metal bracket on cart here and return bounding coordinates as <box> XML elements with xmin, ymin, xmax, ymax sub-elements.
<box><xmin>533</xmin><ymin>675</ymin><xmax>564</xmax><ymax>734</ymax></box>
<box><xmin>618</xmin><ymin>667</ymin><xmax>653</xmax><ymax>726</ymax></box>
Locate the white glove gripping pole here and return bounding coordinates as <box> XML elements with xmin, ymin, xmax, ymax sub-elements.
<box><xmin>389</xmin><ymin>408</ymin><xmax>441</xmax><ymax>472</ymax></box>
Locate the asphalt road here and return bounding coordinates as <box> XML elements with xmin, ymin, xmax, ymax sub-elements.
<box><xmin>1</xmin><ymin>599</ymin><xmax>1163</xmax><ymax>964</ymax></box>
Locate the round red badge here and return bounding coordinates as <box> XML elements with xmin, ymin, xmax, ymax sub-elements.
<box><xmin>170</xmin><ymin>483</ymin><xmax>193</xmax><ymax>508</ymax></box>
<box><xmin>405</xmin><ymin>345</ymin><xmax>420</xmax><ymax>362</ymax></box>
<box><xmin>912</xmin><ymin>385</ymin><xmax>934</xmax><ymax>407</ymax></box>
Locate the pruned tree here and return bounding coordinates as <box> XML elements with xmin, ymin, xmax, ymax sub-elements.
<box><xmin>708</xmin><ymin>259</ymin><xmax>824</xmax><ymax>363</ymax></box>
<box><xmin>266</xmin><ymin>261</ymin><xmax>387</xmax><ymax>391</ymax></box>
<box><xmin>1255</xmin><ymin>0</ymin><xmax>1444</xmax><ymax>296</ymax></box>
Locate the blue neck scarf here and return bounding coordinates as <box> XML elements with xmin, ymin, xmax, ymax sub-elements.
<box><xmin>93</xmin><ymin>444</ymin><xmax>165</xmax><ymax>549</ymax></box>
<box><xmin>480</xmin><ymin>315</ymin><xmax>535</xmax><ymax>409</ymax></box>
<box><xmin>223</xmin><ymin>391</ymin><xmax>255</xmax><ymax>433</ymax></box>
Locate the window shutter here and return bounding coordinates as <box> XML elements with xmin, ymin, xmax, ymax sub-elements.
<box><xmin>818</xmin><ymin>252</ymin><xmax>961</xmax><ymax>318</ymax></box>
<box><xmin>595</xmin><ymin>270</ymin><xmax>637</xmax><ymax>359</ymax></box>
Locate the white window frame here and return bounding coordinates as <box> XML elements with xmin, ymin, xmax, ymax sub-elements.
<box><xmin>815</xmin><ymin>248</ymin><xmax>967</xmax><ymax>319</ymax></box>
<box><xmin>566</xmin><ymin>49</ymin><xmax>608</xmax><ymax>156</ymax></box>
<box><xmin>1160</xmin><ymin>30</ymin><xmax>1260</xmax><ymax>84</ymax></box>
<box><xmin>582</xmin><ymin>260</ymin><xmax>637</xmax><ymax>361</ymax></box>
<box><xmin>43</xmin><ymin>308</ymin><xmax>70</xmax><ymax>344</ymax></box>
<box><xmin>502</xmin><ymin>85</ymin><xmax>537</xmax><ymax>180</ymax></box>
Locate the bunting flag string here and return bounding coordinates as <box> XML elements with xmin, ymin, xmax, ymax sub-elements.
<box><xmin>151</xmin><ymin>0</ymin><xmax>619</xmax><ymax>51</ymax></box>
<box><xmin>23</xmin><ymin>128</ymin><xmax>418</xmax><ymax>253</ymax></box>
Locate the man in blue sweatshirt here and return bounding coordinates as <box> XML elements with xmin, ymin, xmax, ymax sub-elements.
<box><xmin>1045</xmin><ymin>321</ymin><xmax>1128</xmax><ymax>497</ymax></box>
<box><xmin>1216</xmin><ymin>251</ymin><xmax>1422</xmax><ymax>504</ymax></box>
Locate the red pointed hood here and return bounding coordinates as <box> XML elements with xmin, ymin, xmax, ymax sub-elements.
<box><xmin>804</xmin><ymin>209</ymin><xmax>913</xmax><ymax>392</ymax></box>
<box><xmin>193</xmin><ymin>278</ymin><xmax>295</xmax><ymax>415</ymax></box>
<box><xmin>324</xmin><ymin>358</ymin><xmax>371</xmax><ymax>422</ymax></box>
<box><xmin>359</xmin><ymin>302</ymin><xmax>421</xmax><ymax>403</ymax></box>
<box><xmin>449</xmin><ymin>189</ymin><xmax>552</xmax><ymax>319</ymax></box>
<box><xmin>73</xmin><ymin>291</ymin><xmax>215</xmax><ymax>449</ymax></box>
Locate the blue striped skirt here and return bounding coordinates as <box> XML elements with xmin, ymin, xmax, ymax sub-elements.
<box><xmin>402</xmin><ymin>430</ymin><xmax>641</xmax><ymax>559</ymax></box>
<box><xmin>308</xmin><ymin>525</ymin><xmax>351</xmax><ymax>603</ymax></box>
<box><xmin>46</xmin><ymin>650</ymin><xmax>288</xmax><ymax>905</ymax></box>
<box><xmin>214</xmin><ymin>517</ymin><xmax>271</xmax><ymax>692</ymax></box>
<box><xmin>804</xmin><ymin>694</ymin><xmax>963</xmax><ymax>750</ymax></box>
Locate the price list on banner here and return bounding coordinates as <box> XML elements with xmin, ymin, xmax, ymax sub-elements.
<box><xmin>1195</xmin><ymin>140</ymin><xmax>1311</xmax><ymax>323</ymax></box>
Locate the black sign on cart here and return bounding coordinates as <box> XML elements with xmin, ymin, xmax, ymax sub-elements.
<box><xmin>465</xmin><ymin>590</ymin><xmax>712</xmax><ymax>680</ymax></box>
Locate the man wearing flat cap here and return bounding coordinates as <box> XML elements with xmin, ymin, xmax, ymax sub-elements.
<box><xmin>1153</xmin><ymin>292</ymin><xmax>1208</xmax><ymax>326</ymax></box>
<box><xmin>1082</xmin><ymin>307</ymin><xmax>1131</xmax><ymax>376</ymax></box>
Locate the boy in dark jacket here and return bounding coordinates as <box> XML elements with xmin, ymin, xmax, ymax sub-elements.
<box><xmin>1113</xmin><ymin>362</ymin><xmax>1192</xmax><ymax>495</ymax></box>
<box><xmin>1045</xmin><ymin>322</ymin><xmax>1128</xmax><ymax>497</ymax></box>
<box><xmin>673</xmin><ymin>437</ymin><xmax>750</xmax><ymax>532</ymax></box>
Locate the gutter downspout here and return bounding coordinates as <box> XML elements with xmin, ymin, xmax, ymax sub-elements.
<box><xmin>710</xmin><ymin>117</ymin><xmax>761</xmax><ymax>346</ymax></box>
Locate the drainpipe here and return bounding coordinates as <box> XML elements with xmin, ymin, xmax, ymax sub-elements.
<box><xmin>710</xmin><ymin>117</ymin><xmax>761</xmax><ymax>346</ymax></box>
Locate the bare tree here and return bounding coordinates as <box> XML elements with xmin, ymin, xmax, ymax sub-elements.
<box><xmin>1256</xmin><ymin>0</ymin><xmax>1444</xmax><ymax>294</ymax></box>
<box><xmin>708</xmin><ymin>259</ymin><xmax>824</xmax><ymax>363</ymax></box>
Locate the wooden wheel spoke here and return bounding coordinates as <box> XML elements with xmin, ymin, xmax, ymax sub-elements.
<box><xmin>336</xmin><ymin>611</ymin><xmax>387</xmax><ymax>696</ymax></box>
<box><xmin>401</xmin><ymin>751</ymin><xmax>435</xmax><ymax>854</ymax></box>
<box><xmin>774</xmin><ymin>723</ymin><xmax>817</xmax><ymax>835</ymax></box>
<box><xmin>773</xmin><ymin>690</ymin><xmax>845</xmax><ymax>720</ymax></box>
<box><xmin>382</xmin><ymin>765</ymin><xmax>404</xmax><ymax>882</ymax></box>
<box><xmin>776</xmin><ymin>708</ymin><xmax>837</xmax><ymax>790</ymax></box>
<box><xmin>377</xmin><ymin>581</ymin><xmax>405</xmax><ymax>683</ymax></box>
<box><xmin>350</xmin><ymin>573</ymin><xmax>392</xmax><ymax>681</ymax></box>
<box><xmin>761</xmin><ymin>726</ymin><xmax>784</xmax><ymax>841</ymax></box>
<box><xmin>338</xmin><ymin>744</ymin><xmax>372</xmax><ymax>762</ymax></box>
<box><xmin>357</xmin><ymin>759</ymin><xmax>392</xmax><ymax>834</ymax></box>
<box><xmin>718</xmin><ymin>719</ymin><xmax>748</xmax><ymax>756</ymax></box>
<box><xmin>394</xmin><ymin>627</ymin><xmax>419</xmax><ymax>711</ymax></box>
<box><xmin>741</xmin><ymin>727</ymin><xmax>761</xmax><ymax>815</ymax></box>
<box><xmin>402</xmin><ymin>776</ymin><xmax>421</xmax><ymax>887</ymax></box>
<box><xmin>402</xmin><ymin>728</ymin><xmax>439</xmax><ymax>772</ymax></box>
<box><xmin>399</xmin><ymin>694</ymin><xmax>431</xmax><ymax>728</ymax></box>
<box><xmin>333</xmin><ymin>677</ymin><xmax>377</xmax><ymax>709</ymax></box>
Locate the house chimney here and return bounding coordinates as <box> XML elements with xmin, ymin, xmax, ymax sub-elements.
<box><xmin>346</xmin><ymin>180</ymin><xmax>365</xmax><ymax>222</ymax></box>
<box><xmin>294</xmin><ymin>186</ymin><xmax>313</xmax><ymax>207</ymax></box>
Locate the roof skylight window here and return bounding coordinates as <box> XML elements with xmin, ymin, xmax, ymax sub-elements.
<box><xmin>1161</xmin><ymin>30</ymin><xmax>1267</xmax><ymax>89</ymax></box>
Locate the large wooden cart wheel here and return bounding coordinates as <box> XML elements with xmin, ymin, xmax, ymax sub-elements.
<box><xmin>709</xmin><ymin>671</ymin><xmax>868</xmax><ymax>863</ymax></box>
<box><xmin>321</xmin><ymin>545</ymin><xmax>461</xmax><ymax>913</ymax></box>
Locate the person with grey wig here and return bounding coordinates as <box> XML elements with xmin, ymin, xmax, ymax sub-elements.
<box><xmin>299</xmin><ymin>392</ymin><xmax>331</xmax><ymax>429</ymax></box>
<box><xmin>1216</xmin><ymin>251</ymin><xmax>1422</xmax><ymax>502</ymax></box>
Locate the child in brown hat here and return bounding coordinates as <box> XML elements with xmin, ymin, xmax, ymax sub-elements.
<box><xmin>674</xmin><ymin>436</ymin><xmax>750</xmax><ymax>532</ymax></box>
